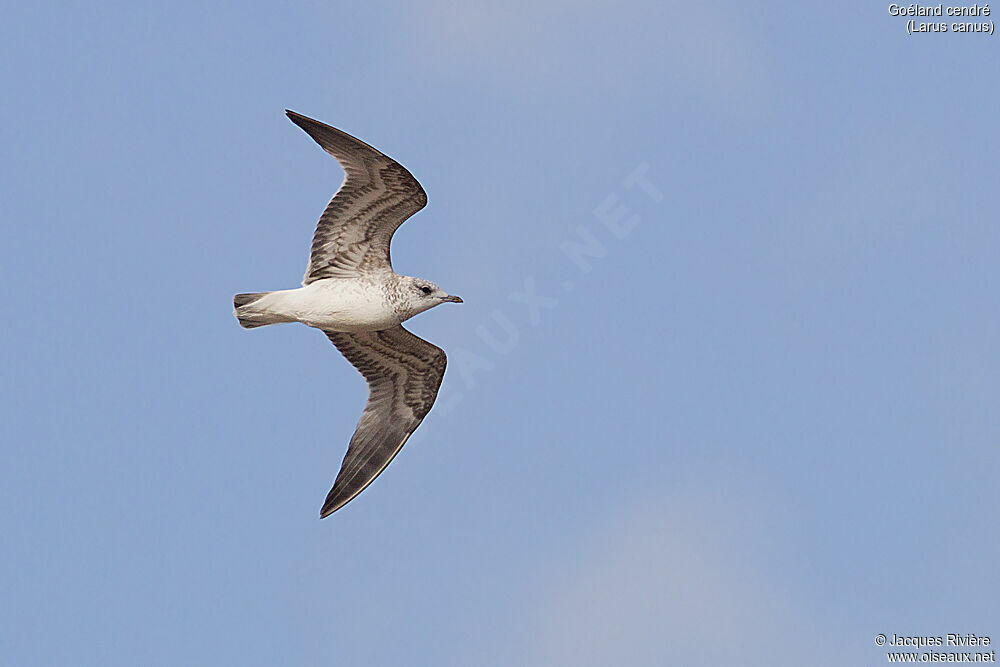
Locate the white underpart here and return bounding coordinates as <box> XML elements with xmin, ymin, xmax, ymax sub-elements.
<box><xmin>256</xmin><ymin>278</ymin><xmax>401</xmax><ymax>332</ymax></box>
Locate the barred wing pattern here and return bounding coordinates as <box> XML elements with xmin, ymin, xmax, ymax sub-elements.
<box><xmin>321</xmin><ymin>325</ymin><xmax>447</xmax><ymax>516</ymax></box>
<box><xmin>286</xmin><ymin>110</ymin><xmax>427</xmax><ymax>282</ymax></box>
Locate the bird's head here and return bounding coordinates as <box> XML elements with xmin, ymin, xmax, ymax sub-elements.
<box><xmin>399</xmin><ymin>276</ymin><xmax>463</xmax><ymax>317</ymax></box>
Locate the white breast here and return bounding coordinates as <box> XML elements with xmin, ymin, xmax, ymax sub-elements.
<box><xmin>263</xmin><ymin>279</ymin><xmax>401</xmax><ymax>332</ymax></box>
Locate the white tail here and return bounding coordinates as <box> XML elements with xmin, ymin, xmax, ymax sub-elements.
<box><xmin>233</xmin><ymin>292</ymin><xmax>290</xmax><ymax>329</ymax></box>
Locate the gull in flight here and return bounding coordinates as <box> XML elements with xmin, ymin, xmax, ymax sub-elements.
<box><xmin>234</xmin><ymin>111</ymin><xmax>462</xmax><ymax>517</ymax></box>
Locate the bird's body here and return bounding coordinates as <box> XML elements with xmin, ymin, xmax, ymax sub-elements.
<box><xmin>234</xmin><ymin>111</ymin><xmax>462</xmax><ymax>517</ymax></box>
<box><xmin>236</xmin><ymin>272</ymin><xmax>440</xmax><ymax>332</ymax></box>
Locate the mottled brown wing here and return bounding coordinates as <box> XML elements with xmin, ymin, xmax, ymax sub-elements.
<box><xmin>286</xmin><ymin>110</ymin><xmax>428</xmax><ymax>282</ymax></box>
<box><xmin>320</xmin><ymin>325</ymin><xmax>447</xmax><ymax>516</ymax></box>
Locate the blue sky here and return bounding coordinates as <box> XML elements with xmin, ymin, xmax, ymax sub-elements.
<box><xmin>2</xmin><ymin>2</ymin><xmax>998</xmax><ymax>665</ymax></box>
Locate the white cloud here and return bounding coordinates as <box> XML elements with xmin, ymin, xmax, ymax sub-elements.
<box><xmin>406</xmin><ymin>0</ymin><xmax>764</xmax><ymax>101</ymax></box>
<box><xmin>516</xmin><ymin>488</ymin><xmax>851</xmax><ymax>666</ymax></box>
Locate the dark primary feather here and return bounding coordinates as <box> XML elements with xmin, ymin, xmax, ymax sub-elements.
<box><xmin>320</xmin><ymin>325</ymin><xmax>447</xmax><ymax>516</ymax></box>
<box><xmin>285</xmin><ymin>110</ymin><xmax>427</xmax><ymax>282</ymax></box>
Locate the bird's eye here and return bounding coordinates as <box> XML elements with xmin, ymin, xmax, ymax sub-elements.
<box><xmin>420</xmin><ymin>285</ymin><xmax>432</xmax><ymax>294</ymax></box>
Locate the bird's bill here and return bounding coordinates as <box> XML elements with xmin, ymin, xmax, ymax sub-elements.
<box><xmin>441</xmin><ymin>295</ymin><xmax>463</xmax><ymax>303</ymax></box>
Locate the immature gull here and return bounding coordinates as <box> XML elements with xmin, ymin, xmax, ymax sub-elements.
<box><xmin>234</xmin><ymin>111</ymin><xmax>462</xmax><ymax>517</ymax></box>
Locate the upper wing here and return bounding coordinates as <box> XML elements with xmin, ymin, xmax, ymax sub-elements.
<box><xmin>286</xmin><ymin>111</ymin><xmax>427</xmax><ymax>283</ymax></box>
<box><xmin>320</xmin><ymin>325</ymin><xmax>447</xmax><ymax>517</ymax></box>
